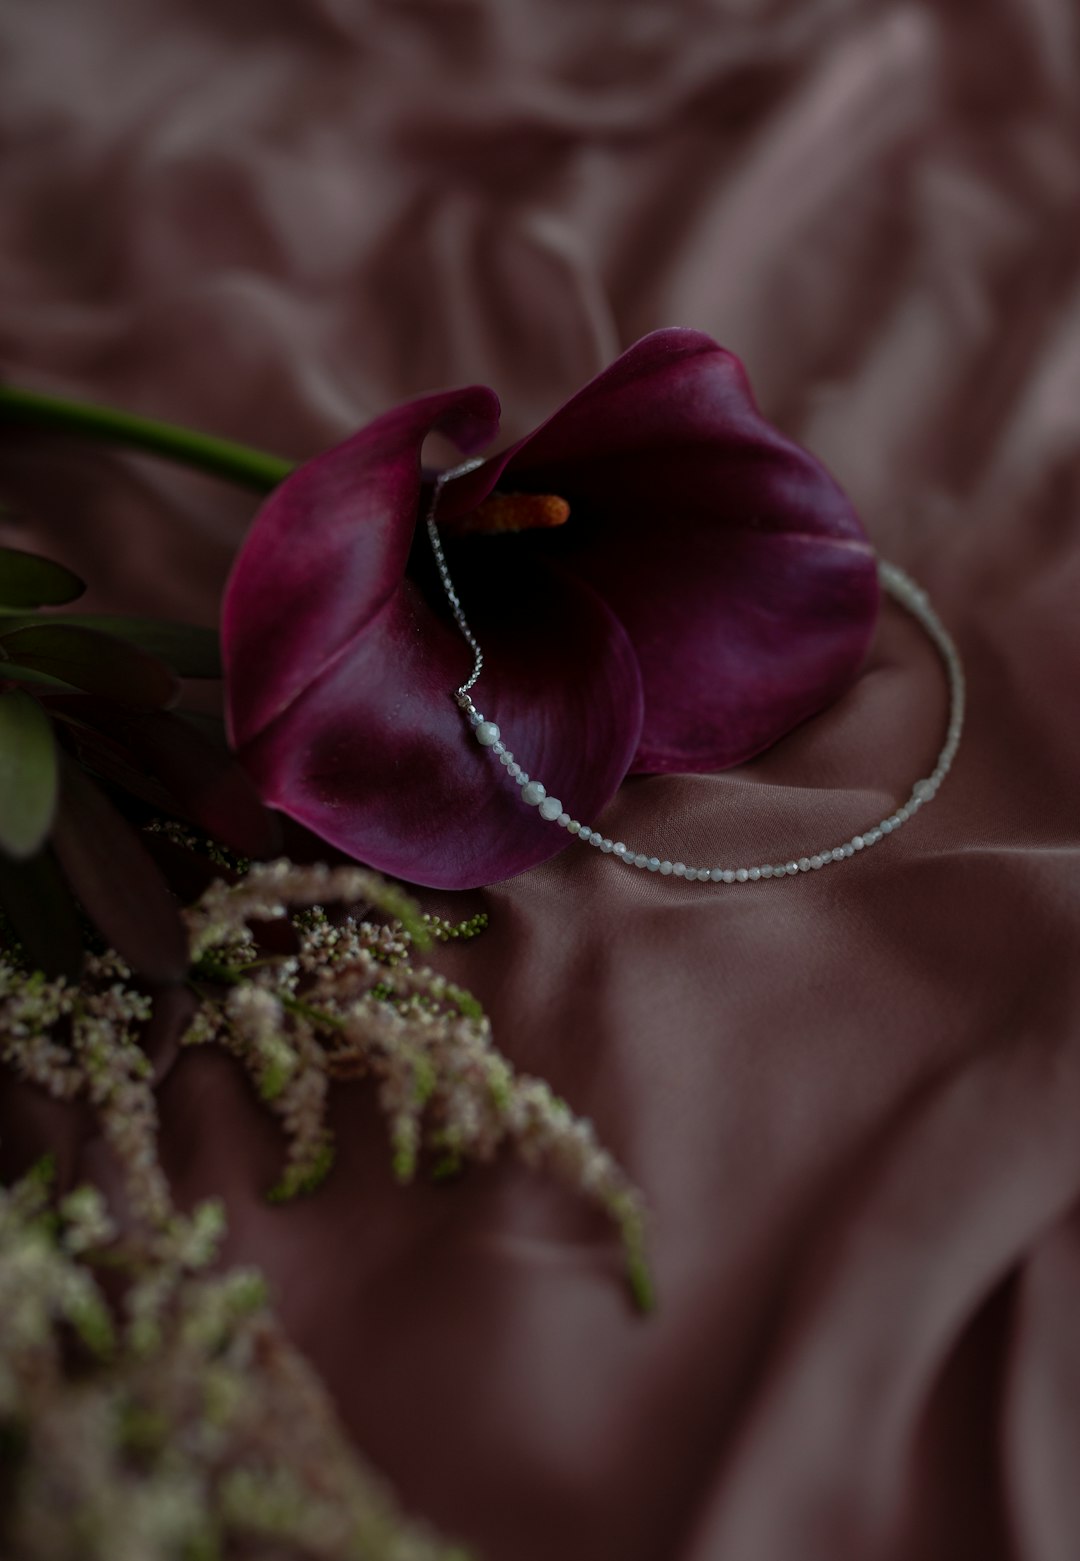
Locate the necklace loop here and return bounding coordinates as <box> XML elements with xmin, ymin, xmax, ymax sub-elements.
<box><xmin>427</xmin><ymin>471</ymin><xmax>964</xmax><ymax>884</ymax></box>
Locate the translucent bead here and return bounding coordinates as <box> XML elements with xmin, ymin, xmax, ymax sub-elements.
<box><xmin>538</xmin><ymin>795</ymin><xmax>562</xmax><ymax>820</ymax></box>
<box><xmin>521</xmin><ymin>780</ymin><xmax>546</xmax><ymax>806</ymax></box>
<box><xmin>475</xmin><ymin>721</ymin><xmax>501</xmax><ymax>746</ymax></box>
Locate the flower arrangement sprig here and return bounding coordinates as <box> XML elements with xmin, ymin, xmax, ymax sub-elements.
<box><xmin>1</xmin><ymin>854</ymin><xmax>653</xmax><ymax>1311</ymax></box>
<box><xmin>0</xmin><ymin>1159</ymin><xmax>471</xmax><ymax>1561</ymax></box>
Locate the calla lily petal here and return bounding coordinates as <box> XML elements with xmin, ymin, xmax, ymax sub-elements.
<box><xmin>439</xmin><ymin>329</ymin><xmax>879</xmax><ymax>772</ymax></box>
<box><xmin>223</xmin><ymin>386</ymin><xmax>502</xmax><ymax>752</ymax></box>
<box><xmin>237</xmin><ymin>548</ymin><xmax>643</xmax><ymax>888</ymax></box>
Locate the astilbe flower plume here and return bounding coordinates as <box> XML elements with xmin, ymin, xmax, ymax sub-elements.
<box><xmin>0</xmin><ymin>1163</ymin><xmax>469</xmax><ymax>1561</ymax></box>
<box><xmin>184</xmin><ymin>858</ymin><xmax>652</xmax><ymax>1304</ymax></box>
<box><xmin>1</xmin><ymin>852</ymin><xmax>652</xmax><ymax>1307</ymax></box>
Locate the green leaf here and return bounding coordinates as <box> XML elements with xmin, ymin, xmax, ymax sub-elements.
<box><xmin>0</xmin><ymin>847</ymin><xmax>83</xmax><ymax>980</ymax></box>
<box><xmin>0</xmin><ymin>689</ymin><xmax>59</xmax><ymax>858</ymax></box>
<box><xmin>67</xmin><ymin>615</ymin><xmax>220</xmax><ymax>677</ymax></box>
<box><xmin>0</xmin><ymin>613</ymin><xmax>221</xmax><ymax>677</ymax></box>
<box><xmin>51</xmin><ymin>760</ymin><xmax>188</xmax><ymax>981</ymax></box>
<box><xmin>0</xmin><ymin>662</ymin><xmax>80</xmax><ymax>693</ymax></box>
<box><xmin>0</xmin><ymin>546</ymin><xmax>85</xmax><ymax>608</ymax></box>
<box><xmin>46</xmin><ymin>698</ymin><xmax>279</xmax><ymax>859</ymax></box>
<box><xmin>0</xmin><ymin>624</ymin><xmax>180</xmax><ymax>710</ymax></box>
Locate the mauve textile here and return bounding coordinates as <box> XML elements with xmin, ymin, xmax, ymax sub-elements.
<box><xmin>2</xmin><ymin>3</ymin><xmax>1080</xmax><ymax>1559</ymax></box>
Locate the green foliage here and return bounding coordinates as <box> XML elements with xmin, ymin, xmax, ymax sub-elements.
<box><xmin>0</xmin><ymin>690</ymin><xmax>58</xmax><ymax>858</ymax></box>
<box><xmin>0</xmin><ymin>544</ymin><xmax>274</xmax><ymax>982</ymax></box>
<box><xmin>0</xmin><ymin>545</ymin><xmax>84</xmax><ymax>609</ymax></box>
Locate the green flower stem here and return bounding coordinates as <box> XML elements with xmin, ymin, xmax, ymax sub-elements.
<box><xmin>191</xmin><ymin>959</ymin><xmax>346</xmax><ymax>1030</ymax></box>
<box><xmin>0</xmin><ymin>385</ymin><xmax>294</xmax><ymax>493</ymax></box>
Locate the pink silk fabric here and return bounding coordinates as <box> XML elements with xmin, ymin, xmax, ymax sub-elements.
<box><xmin>3</xmin><ymin>3</ymin><xmax>1080</xmax><ymax>1558</ymax></box>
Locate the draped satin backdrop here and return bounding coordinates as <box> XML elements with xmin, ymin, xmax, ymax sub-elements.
<box><xmin>3</xmin><ymin>3</ymin><xmax>1079</xmax><ymax>1558</ymax></box>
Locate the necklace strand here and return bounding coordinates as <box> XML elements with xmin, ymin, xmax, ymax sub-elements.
<box><xmin>426</xmin><ymin>466</ymin><xmax>964</xmax><ymax>883</ymax></box>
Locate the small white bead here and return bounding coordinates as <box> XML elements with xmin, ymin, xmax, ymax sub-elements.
<box><xmin>852</xmin><ymin>837</ymin><xmax>864</xmax><ymax>850</ymax></box>
<box><xmin>672</xmin><ymin>863</ymin><xmax>686</xmax><ymax>877</ymax></box>
<box><xmin>600</xmin><ymin>838</ymin><xmax>614</xmax><ymax>852</ymax></box>
<box><xmin>841</xmin><ymin>844</ymin><xmax>855</xmax><ymax>857</ymax></box>
<box><xmin>710</xmin><ymin>868</ymin><xmax>723</xmax><ymax>882</ymax></box>
<box><xmin>634</xmin><ymin>854</ymin><xmax>648</xmax><ymax>869</ymax></box>
<box><xmin>491</xmin><ymin>740</ymin><xmax>505</xmax><ymax>755</ymax></box>
<box><xmin>721</xmin><ymin>870</ymin><xmax>735</xmax><ymax>884</ymax></box>
<box><xmin>748</xmin><ymin>867</ymin><xmax>761</xmax><ymax>881</ymax></box>
<box><xmin>558</xmin><ymin>812</ymin><xmax>571</xmax><ymax>827</ymax></box>
<box><xmin>735</xmin><ymin>869</ymin><xmax>749</xmax><ymax>883</ymax></box>
<box><xmin>685</xmin><ymin>868</ymin><xmax>699</xmax><ymax>881</ymax></box>
<box><xmin>499</xmin><ymin>751</ymin><xmax>513</xmax><ymax>766</ymax></box>
<box><xmin>660</xmin><ymin>860</ymin><xmax>673</xmax><ymax>875</ymax></box>
<box><xmin>612</xmin><ymin>841</ymin><xmax>626</xmax><ymax>856</ymax></box>
<box><xmin>831</xmin><ymin>847</ymin><xmax>844</xmax><ymax>862</ymax></box>
<box><xmin>880</xmin><ymin>820</ymin><xmax>893</xmax><ymax>834</ymax></box>
<box><xmin>913</xmin><ymin>778</ymin><xmax>936</xmax><ymax>801</ymax></box>
<box><xmin>538</xmin><ymin>795</ymin><xmax>562</xmax><ymax>821</ymax></box>
<box><xmin>798</xmin><ymin>858</ymin><xmax>811</xmax><ymax>871</ymax></box>
<box><xmin>761</xmin><ymin>865</ymin><xmax>774</xmax><ymax>878</ymax></box>
<box><xmin>468</xmin><ymin>709</ymin><xmax>484</xmax><ymax>727</ymax></box>
<box><xmin>810</xmin><ymin>856</ymin><xmax>824</xmax><ymax>870</ymax></box>
<box><xmin>521</xmin><ymin>780</ymin><xmax>546</xmax><ymax>806</ymax></box>
<box><xmin>475</xmin><ymin>721</ymin><xmax>501</xmax><ymax>747</ymax></box>
<box><xmin>647</xmin><ymin>857</ymin><xmax>660</xmax><ymax>872</ymax></box>
<box><xmin>567</xmin><ymin>821</ymin><xmax>581</xmax><ymax>834</ymax></box>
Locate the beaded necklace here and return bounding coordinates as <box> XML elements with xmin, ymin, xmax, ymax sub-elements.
<box><xmin>426</xmin><ymin>466</ymin><xmax>963</xmax><ymax>884</ymax></box>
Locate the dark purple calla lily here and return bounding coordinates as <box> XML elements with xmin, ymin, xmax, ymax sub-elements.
<box><xmin>223</xmin><ymin>329</ymin><xmax>878</xmax><ymax>889</ymax></box>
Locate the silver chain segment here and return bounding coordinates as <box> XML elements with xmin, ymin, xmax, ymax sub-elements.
<box><xmin>427</xmin><ymin>468</ymin><xmax>965</xmax><ymax>883</ymax></box>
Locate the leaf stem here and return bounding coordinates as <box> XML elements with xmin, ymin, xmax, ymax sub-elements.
<box><xmin>0</xmin><ymin>386</ymin><xmax>294</xmax><ymax>493</ymax></box>
<box><xmin>190</xmin><ymin>959</ymin><xmax>347</xmax><ymax>1030</ymax></box>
